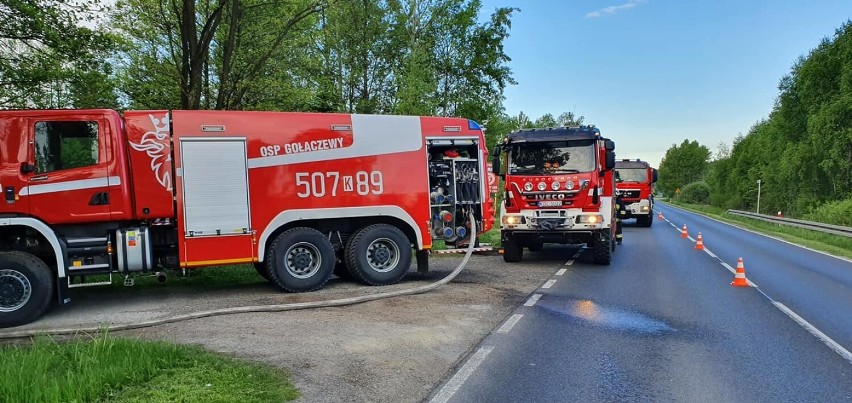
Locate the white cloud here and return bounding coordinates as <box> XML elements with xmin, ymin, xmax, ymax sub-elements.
<box><xmin>586</xmin><ymin>0</ymin><xmax>645</xmax><ymax>18</ymax></box>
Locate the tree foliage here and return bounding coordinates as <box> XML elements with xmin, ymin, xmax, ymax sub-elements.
<box><xmin>657</xmin><ymin>139</ymin><xmax>711</xmax><ymax>197</ymax></box>
<box><xmin>705</xmin><ymin>21</ymin><xmax>852</xmax><ymax>216</ymax></box>
<box><xmin>0</xmin><ymin>0</ymin><xmax>118</xmax><ymax>108</ymax></box>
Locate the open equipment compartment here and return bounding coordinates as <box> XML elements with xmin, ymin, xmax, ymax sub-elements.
<box><xmin>426</xmin><ymin>138</ymin><xmax>484</xmax><ymax>247</ymax></box>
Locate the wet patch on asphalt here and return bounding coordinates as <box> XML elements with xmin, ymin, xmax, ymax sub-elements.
<box><xmin>537</xmin><ymin>297</ymin><xmax>676</xmax><ymax>335</ymax></box>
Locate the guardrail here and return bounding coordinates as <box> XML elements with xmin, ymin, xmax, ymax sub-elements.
<box><xmin>726</xmin><ymin>210</ymin><xmax>852</xmax><ymax>238</ymax></box>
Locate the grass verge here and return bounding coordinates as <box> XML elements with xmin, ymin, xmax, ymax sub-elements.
<box><xmin>0</xmin><ymin>334</ymin><xmax>298</xmax><ymax>403</ymax></box>
<box><xmin>665</xmin><ymin>200</ymin><xmax>852</xmax><ymax>260</ymax></box>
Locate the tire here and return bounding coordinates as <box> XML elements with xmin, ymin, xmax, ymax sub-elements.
<box><xmin>253</xmin><ymin>262</ymin><xmax>271</xmax><ymax>281</ymax></box>
<box><xmin>502</xmin><ymin>237</ymin><xmax>523</xmax><ymax>262</ymax></box>
<box><xmin>527</xmin><ymin>242</ymin><xmax>543</xmax><ymax>252</ymax></box>
<box><xmin>345</xmin><ymin>224</ymin><xmax>412</xmax><ymax>286</ymax></box>
<box><xmin>592</xmin><ymin>230</ymin><xmax>612</xmax><ymax>265</ymax></box>
<box><xmin>638</xmin><ymin>214</ymin><xmax>653</xmax><ymax>227</ymax></box>
<box><xmin>0</xmin><ymin>251</ymin><xmax>54</xmax><ymax>328</ymax></box>
<box><xmin>266</xmin><ymin>227</ymin><xmax>335</xmax><ymax>292</ymax></box>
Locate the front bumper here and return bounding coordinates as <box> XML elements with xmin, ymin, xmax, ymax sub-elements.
<box><xmin>620</xmin><ymin>199</ymin><xmax>652</xmax><ymax>218</ymax></box>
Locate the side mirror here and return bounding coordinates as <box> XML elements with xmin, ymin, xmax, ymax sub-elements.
<box><xmin>652</xmin><ymin>168</ymin><xmax>658</xmax><ymax>183</ymax></box>
<box><xmin>604</xmin><ymin>140</ymin><xmax>615</xmax><ymax>151</ymax></box>
<box><xmin>605</xmin><ymin>151</ymin><xmax>616</xmax><ymax>170</ymax></box>
<box><xmin>491</xmin><ymin>146</ymin><xmax>502</xmax><ymax>178</ymax></box>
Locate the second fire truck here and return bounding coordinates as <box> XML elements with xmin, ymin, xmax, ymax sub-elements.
<box><xmin>491</xmin><ymin>126</ymin><xmax>618</xmax><ymax>264</ymax></box>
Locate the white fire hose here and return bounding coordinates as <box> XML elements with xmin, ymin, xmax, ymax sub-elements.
<box><xmin>0</xmin><ymin>213</ymin><xmax>478</xmax><ymax>340</ymax></box>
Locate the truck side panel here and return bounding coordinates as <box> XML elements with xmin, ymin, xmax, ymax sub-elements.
<box><xmin>170</xmin><ymin>111</ymin><xmax>434</xmax><ymax>266</ymax></box>
<box><xmin>124</xmin><ymin>111</ymin><xmax>175</xmax><ymax>220</ymax></box>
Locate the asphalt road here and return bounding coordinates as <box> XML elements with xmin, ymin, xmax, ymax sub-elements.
<box><xmin>430</xmin><ymin>203</ymin><xmax>852</xmax><ymax>402</ymax></box>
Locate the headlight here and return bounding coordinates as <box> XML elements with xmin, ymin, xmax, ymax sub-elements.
<box><xmin>551</xmin><ymin>181</ymin><xmax>560</xmax><ymax>190</ymax></box>
<box><xmin>565</xmin><ymin>180</ymin><xmax>575</xmax><ymax>190</ymax></box>
<box><xmin>502</xmin><ymin>215</ymin><xmax>525</xmax><ymax>225</ymax></box>
<box><xmin>641</xmin><ymin>206</ymin><xmax>650</xmax><ymax>211</ymax></box>
<box><xmin>577</xmin><ymin>215</ymin><xmax>603</xmax><ymax>224</ymax></box>
<box><xmin>537</xmin><ymin>181</ymin><xmax>547</xmax><ymax>191</ymax></box>
<box><xmin>524</xmin><ymin>182</ymin><xmax>533</xmax><ymax>191</ymax></box>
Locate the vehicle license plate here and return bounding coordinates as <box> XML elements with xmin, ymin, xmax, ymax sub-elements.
<box><xmin>538</xmin><ymin>200</ymin><xmax>562</xmax><ymax>207</ymax></box>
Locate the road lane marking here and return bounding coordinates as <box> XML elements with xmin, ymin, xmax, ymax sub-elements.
<box><xmin>573</xmin><ymin>250</ymin><xmax>582</xmax><ymax>258</ymax></box>
<box><xmin>524</xmin><ymin>294</ymin><xmax>542</xmax><ymax>307</ymax></box>
<box><xmin>659</xmin><ymin>202</ymin><xmax>852</xmax><ymax>263</ymax></box>
<box><xmin>773</xmin><ymin>302</ymin><xmax>852</xmax><ymax>365</ymax></box>
<box><xmin>555</xmin><ymin>268</ymin><xmax>567</xmax><ymax>276</ymax></box>
<box><xmin>542</xmin><ymin>279</ymin><xmax>556</xmax><ymax>289</ymax></box>
<box><xmin>497</xmin><ymin>314</ymin><xmax>524</xmax><ymax>334</ymax></box>
<box><xmin>430</xmin><ymin>346</ymin><xmax>495</xmax><ymax>403</ymax></box>
<box><xmin>564</xmin><ymin>260</ymin><xmax>574</xmax><ymax>266</ymax></box>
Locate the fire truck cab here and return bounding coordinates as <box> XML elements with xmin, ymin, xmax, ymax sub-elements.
<box><xmin>491</xmin><ymin>126</ymin><xmax>618</xmax><ymax>264</ymax></box>
<box><xmin>614</xmin><ymin>159</ymin><xmax>658</xmax><ymax>227</ymax></box>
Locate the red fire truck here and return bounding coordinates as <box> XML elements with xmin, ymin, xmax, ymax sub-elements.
<box><xmin>491</xmin><ymin>126</ymin><xmax>618</xmax><ymax>264</ymax></box>
<box><xmin>614</xmin><ymin>159</ymin><xmax>657</xmax><ymax>227</ymax></box>
<box><xmin>0</xmin><ymin>109</ymin><xmax>494</xmax><ymax>327</ymax></box>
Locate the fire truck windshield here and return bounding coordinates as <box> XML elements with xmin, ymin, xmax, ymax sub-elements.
<box><xmin>615</xmin><ymin>168</ymin><xmax>647</xmax><ymax>182</ymax></box>
<box><xmin>508</xmin><ymin>140</ymin><xmax>595</xmax><ymax>175</ymax></box>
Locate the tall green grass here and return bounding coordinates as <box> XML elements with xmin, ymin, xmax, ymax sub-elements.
<box><xmin>0</xmin><ymin>334</ymin><xmax>298</xmax><ymax>403</ymax></box>
<box><xmin>667</xmin><ymin>201</ymin><xmax>852</xmax><ymax>259</ymax></box>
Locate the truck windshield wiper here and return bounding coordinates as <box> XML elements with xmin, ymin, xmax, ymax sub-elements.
<box><xmin>553</xmin><ymin>168</ymin><xmax>580</xmax><ymax>173</ymax></box>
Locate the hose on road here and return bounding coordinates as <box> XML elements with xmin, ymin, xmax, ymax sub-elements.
<box><xmin>0</xmin><ymin>214</ymin><xmax>478</xmax><ymax>340</ymax></box>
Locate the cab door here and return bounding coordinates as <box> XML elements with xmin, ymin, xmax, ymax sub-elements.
<box><xmin>23</xmin><ymin>115</ymin><xmax>113</xmax><ymax>224</ymax></box>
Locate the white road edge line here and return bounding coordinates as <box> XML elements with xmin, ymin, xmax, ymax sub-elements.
<box><xmin>556</xmin><ymin>268</ymin><xmax>567</xmax><ymax>276</ymax></box>
<box><xmin>542</xmin><ymin>279</ymin><xmax>556</xmax><ymax>289</ymax></box>
<box><xmin>429</xmin><ymin>346</ymin><xmax>495</xmax><ymax>403</ymax></box>
<box><xmin>773</xmin><ymin>302</ymin><xmax>852</xmax><ymax>365</ymax></box>
<box><xmin>658</xmin><ymin>203</ymin><xmax>852</xmax><ymax>264</ymax></box>
<box><xmin>524</xmin><ymin>294</ymin><xmax>542</xmax><ymax>307</ymax></box>
<box><xmin>497</xmin><ymin>314</ymin><xmax>524</xmax><ymax>334</ymax></box>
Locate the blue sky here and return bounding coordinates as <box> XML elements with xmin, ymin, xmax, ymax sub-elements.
<box><xmin>479</xmin><ymin>0</ymin><xmax>852</xmax><ymax>167</ymax></box>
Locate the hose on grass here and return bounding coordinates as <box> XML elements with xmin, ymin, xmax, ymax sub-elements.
<box><xmin>0</xmin><ymin>213</ymin><xmax>478</xmax><ymax>340</ymax></box>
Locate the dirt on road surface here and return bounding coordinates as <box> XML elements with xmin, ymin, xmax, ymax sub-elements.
<box><xmin>2</xmin><ymin>251</ymin><xmax>571</xmax><ymax>402</ymax></box>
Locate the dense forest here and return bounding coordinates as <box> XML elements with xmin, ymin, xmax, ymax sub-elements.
<box><xmin>659</xmin><ymin>21</ymin><xmax>852</xmax><ymax>225</ymax></box>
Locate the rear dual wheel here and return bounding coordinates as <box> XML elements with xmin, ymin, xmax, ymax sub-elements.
<box><xmin>266</xmin><ymin>228</ymin><xmax>335</xmax><ymax>292</ymax></box>
<box><xmin>345</xmin><ymin>224</ymin><xmax>412</xmax><ymax>286</ymax></box>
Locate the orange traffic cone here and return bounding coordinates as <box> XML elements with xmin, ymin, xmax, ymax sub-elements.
<box><xmin>657</xmin><ymin>212</ymin><xmax>664</xmax><ymax>220</ymax></box>
<box><xmin>731</xmin><ymin>258</ymin><xmax>749</xmax><ymax>287</ymax></box>
<box><xmin>694</xmin><ymin>232</ymin><xmax>704</xmax><ymax>250</ymax></box>
<box><xmin>681</xmin><ymin>224</ymin><xmax>688</xmax><ymax>238</ymax></box>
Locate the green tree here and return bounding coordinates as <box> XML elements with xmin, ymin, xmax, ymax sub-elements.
<box><xmin>657</xmin><ymin>139</ymin><xmax>711</xmax><ymax>197</ymax></box>
<box><xmin>0</xmin><ymin>0</ymin><xmax>118</xmax><ymax>108</ymax></box>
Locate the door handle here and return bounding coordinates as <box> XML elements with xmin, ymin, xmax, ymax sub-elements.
<box><xmin>89</xmin><ymin>192</ymin><xmax>110</xmax><ymax>206</ymax></box>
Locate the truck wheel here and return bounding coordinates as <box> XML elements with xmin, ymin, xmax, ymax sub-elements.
<box><xmin>592</xmin><ymin>230</ymin><xmax>612</xmax><ymax>265</ymax></box>
<box><xmin>0</xmin><ymin>251</ymin><xmax>54</xmax><ymax>328</ymax></box>
<box><xmin>266</xmin><ymin>227</ymin><xmax>334</xmax><ymax>292</ymax></box>
<box><xmin>502</xmin><ymin>237</ymin><xmax>523</xmax><ymax>262</ymax></box>
<box><xmin>638</xmin><ymin>214</ymin><xmax>653</xmax><ymax>227</ymax></box>
<box><xmin>253</xmin><ymin>262</ymin><xmax>271</xmax><ymax>281</ymax></box>
<box><xmin>527</xmin><ymin>242</ymin><xmax>543</xmax><ymax>252</ymax></box>
<box><xmin>345</xmin><ymin>224</ymin><xmax>412</xmax><ymax>286</ymax></box>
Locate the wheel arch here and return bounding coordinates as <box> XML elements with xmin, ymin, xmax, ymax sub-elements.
<box><xmin>257</xmin><ymin>206</ymin><xmax>422</xmax><ymax>262</ymax></box>
<box><xmin>0</xmin><ymin>217</ymin><xmax>65</xmax><ymax>278</ymax></box>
